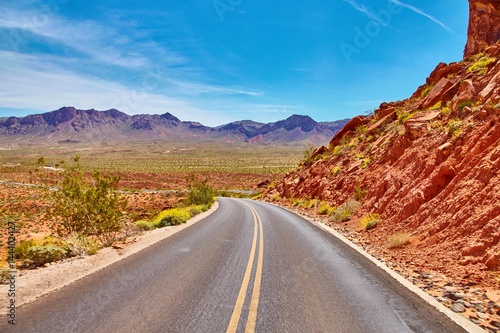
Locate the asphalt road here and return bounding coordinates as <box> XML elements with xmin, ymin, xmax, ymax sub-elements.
<box><xmin>4</xmin><ymin>198</ymin><xmax>467</xmax><ymax>332</ymax></box>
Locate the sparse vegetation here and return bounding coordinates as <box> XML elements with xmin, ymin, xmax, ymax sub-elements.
<box><xmin>428</xmin><ymin>101</ymin><xmax>441</xmax><ymax>110</ymax></box>
<box><xmin>134</xmin><ymin>220</ymin><xmax>155</xmax><ymax>231</ymax></box>
<box><xmin>331</xmin><ymin>165</ymin><xmax>342</xmax><ymax>175</ymax></box>
<box><xmin>46</xmin><ymin>158</ymin><xmax>127</xmax><ymax>247</ymax></box>
<box><xmin>330</xmin><ymin>199</ymin><xmax>360</xmax><ymax>223</ymax></box>
<box><xmin>388</xmin><ymin>233</ymin><xmax>411</xmax><ymax>249</ymax></box>
<box><xmin>184</xmin><ymin>176</ymin><xmax>216</xmax><ymax>206</ymax></box>
<box><xmin>360</xmin><ymin>213</ymin><xmax>380</xmax><ymax>230</ymax></box>
<box><xmin>300</xmin><ymin>146</ymin><xmax>316</xmax><ymax>166</ymax></box>
<box><xmin>467</xmin><ymin>56</ymin><xmax>495</xmax><ymax>74</ymax></box>
<box><xmin>153</xmin><ymin>208</ymin><xmax>192</xmax><ymax>227</ymax></box>
<box><xmin>421</xmin><ymin>84</ymin><xmax>434</xmax><ymax>98</ymax></box>
<box><xmin>354</xmin><ymin>186</ymin><xmax>366</xmax><ymax>201</ymax></box>
<box><xmin>317</xmin><ymin>202</ymin><xmax>335</xmax><ymax>215</ymax></box>
<box><xmin>24</xmin><ymin>245</ymin><xmax>67</xmax><ymax>268</ymax></box>
<box><xmin>440</xmin><ymin>106</ymin><xmax>451</xmax><ymax>116</ymax></box>
<box><xmin>457</xmin><ymin>100</ymin><xmax>473</xmax><ymax>113</ymax></box>
<box><xmin>447</xmin><ymin>119</ymin><xmax>463</xmax><ymax>137</ymax></box>
<box><xmin>397</xmin><ymin>111</ymin><xmax>414</xmax><ymax>124</ymax></box>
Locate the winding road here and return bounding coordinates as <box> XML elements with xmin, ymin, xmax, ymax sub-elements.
<box><xmin>5</xmin><ymin>198</ymin><xmax>468</xmax><ymax>332</ymax></box>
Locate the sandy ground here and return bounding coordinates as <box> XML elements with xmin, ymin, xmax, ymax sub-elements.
<box><xmin>0</xmin><ymin>201</ymin><xmax>219</xmax><ymax>315</ymax></box>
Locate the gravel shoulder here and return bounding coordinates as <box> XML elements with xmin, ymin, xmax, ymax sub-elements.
<box><xmin>0</xmin><ymin>201</ymin><xmax>219</xmax><ymax>315</ymax></box>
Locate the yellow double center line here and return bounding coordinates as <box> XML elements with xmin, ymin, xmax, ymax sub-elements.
<box><xmin>226</xmin><ymin>202</ymin><xmax>264</xmax><ymax>333</ymax></box>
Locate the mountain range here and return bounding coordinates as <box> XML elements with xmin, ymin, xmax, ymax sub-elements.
<box><xmin>0</xmin><ymin>107</ymin><xmax>348</xmax><ymax>146</ymax></box>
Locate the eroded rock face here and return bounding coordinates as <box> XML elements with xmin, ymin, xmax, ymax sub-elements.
<box><xmin>464</xmin><ymin>0</ymin><xmax>500</xmax><ymax>58</ymax></box>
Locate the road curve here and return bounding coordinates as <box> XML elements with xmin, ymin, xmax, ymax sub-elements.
<box><xmin>3</xmin><ymin>198</ymin><xmax>468</xmax><ymax>332</ymax></box>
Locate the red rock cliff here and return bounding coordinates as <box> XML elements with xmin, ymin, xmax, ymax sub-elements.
<box><xmin>464</xmin><ymin>0</ymin><xmax>500</xmax><ymax>57</ymax></box>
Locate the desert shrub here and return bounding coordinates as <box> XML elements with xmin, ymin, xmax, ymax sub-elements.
<box><xmin>300</xmin><ymin>146</ymin><xmax>315</xmax><ymax>166</ymax></box>
<box><xmin>14</xmin><ymin>239</ymin><xmax>38</xmax><ymax>259</ymax></box>
<box><xmin>388</xmin><ymin>233</ymin><xmax>411</xmax><ymax>249</ymax></box>
<box><xmin>64</xmin><ymin>234</ymin><xmax>101</xmax><ymax>256</ymax></box>
<box><xmin>299</xmin><ymin>199</ymin><xmax>314</xmax><ymax>209</ymax></box>
<box><xmin>428</xmin><ymin>101</ymin><xmax>441</xmax><ymax>110</ymax></box>
<box><xmin>397</xmin><ymin>111</ymin><xmax>414</xmax><ymax>124</ymax></box>
<box><xmin>447</xmin><ymin>119</ymin><xmax>463</xmax><ymax>137</ymax></box>
<box><xmin>25</xmin><ymin>245</ymin><xmax>67</xmax><ymax>267</ymax></box>
<box><xmin>46</xmin><ymin>158</ymin><xmax>126</xmax><ymax>247</ymax></box>
<box><xmin>135</xmin><ymin>220</ymin><xmax>155</xmax><ymax>231</ymax></box>
<box><xmin>154</xmin><ymin>208</ymin><xmax>192</xmax><ymax>228</ymax></box>
<box><xmin>317</xmin><ymin>202</ymin><xmax>335</xmax><ymax>216</ymax></box>
<box><xmin>360</xmin><ymin>157</ymin><xmax>371</xmax><ymax>169</ymax></box>
<box><xmin>354</xmin><ymin>186</ymin><xmax>366</xmax><ymax>201</ymax></box>
<box><xmin>457</xmin><ymin>100</ymin><xmax>473</xmax><ymax>113</ymax></box>
<box><xmin>0</xmin><ymin>267</ymin><xmax>10</xmax><ymax>284</ymax></box>
<box><xmin>468</xmin><ymin>56</ymin><xmax>495</xmax><ymax>74</ymax></box>
<box><xmin>330</xmin><ymin>199</ymin><xmax>360</xmax><ymax>223</ymax></box>
<box><xmin>188</xmin><ymin>204</ymin><xmax>210</xmax><ymax>215</ymax></box>
<box><xmin>360</xmin><ymin>213</ymin><xmax>380</xmax><ymax>230</ymax></box>
<box><xmin>333</xmin><ymin>145</ymin><xmax>346</xmax><ymax>156</ymax></box>
<box><xmin>421</xmin><ymin>84</ymin><xmax>434</xmax><ymax>98</ymax></box>
<box><xmin>440</xmin><ymin>106</ymin><xmax>451</xmax><ymax>116</ymax></box>
<box><xmin>331</xmin><ymin>165</ymin><xmax>342</xmax><ymax>175</ymax></box>
<box><xmin>184</xmin><ymin>176</ymin><xmax>216</xmax><ymax>206</ymax></box>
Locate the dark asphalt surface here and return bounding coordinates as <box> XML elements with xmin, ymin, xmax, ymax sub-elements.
<box><xmin>2</xmin><ymin>198</ymin><xmax>467</xmax><ymax>332</ymax></box>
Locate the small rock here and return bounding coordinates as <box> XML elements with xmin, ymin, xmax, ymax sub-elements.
<box><xmin>491</xmin><ymin>320</ymin><xmax>500</xmax><ymax>328</ymax></box>
<box><xmin>477</xmin><ymin>312</ymin><xmax>489</xmax><ymax>320</ymax></box>
<box><xmin>452</xmin><ymin>302</ymin><xmax>466</xmax><ymax>313</ymax></box>
<box><xmin>445</xmin><ymin>286</ymin><xmax>458</xmax><ymax>293</ymax></box>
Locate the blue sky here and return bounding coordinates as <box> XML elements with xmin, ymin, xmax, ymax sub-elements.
<box><xmin>0</xmin><ymin>0</ymin><xmax>468</xmax><ymax>126</ymax></box>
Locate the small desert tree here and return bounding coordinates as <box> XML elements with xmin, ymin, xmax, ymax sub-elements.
<box><xmin>184</xmin><ymin>175</ymin><xmax>216</xmax><ymax>206</ymax></box>
<box><xmin>47</xmin><ymin>158</ymin><xmax>126</xmax><ymax>246</ymax></box>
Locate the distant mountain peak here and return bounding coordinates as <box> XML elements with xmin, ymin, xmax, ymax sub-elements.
<box><xmin>0</xmin><ymin>107</ymin><xmax>349</xmax><ymax>146</ymax></box>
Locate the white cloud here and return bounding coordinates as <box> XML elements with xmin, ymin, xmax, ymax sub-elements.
<box><xmin>0</xmin><ymin>51</ymin><xmax>293</xmax><ymax>126</ymax></box>
<box><xmin>343</xmin><ymin>0</ymin><xmax>384</xmax><ymax>25</ymax></box>
<box><xmin>388</xmin><ymin>0</ymin><xmax>453</xmax><ymax>34</ymax></box>
<box><xmin>0</xmin><ymin>5</ymin><xmax>183</xmax><ymax>68</ymax></box>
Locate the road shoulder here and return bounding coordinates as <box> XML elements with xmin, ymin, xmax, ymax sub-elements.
<box><xmin>0</xmin><ymin>201</ymin><xmax>219</xmax><ymax>314</ymax></box>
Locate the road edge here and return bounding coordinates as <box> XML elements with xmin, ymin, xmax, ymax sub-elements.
<box><xmin>0</xmin><ymin>201</ymin><xmax>220</xmax><ymax>314</ymax></box>
<box><xmin>260</xmin><ymin>200</ymin><xmax>486</xmax><ymax>333</ymax></box>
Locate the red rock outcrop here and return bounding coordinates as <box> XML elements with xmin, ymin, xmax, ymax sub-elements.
<box><xmin>464</xmin><ymin>0</ymin><xmax>500</xmax><ymax>57</ymax></box>
<box><xmin>265</xmin><ymin>43</ymin><xmax>500</xmax><ymax>288</ymax></box>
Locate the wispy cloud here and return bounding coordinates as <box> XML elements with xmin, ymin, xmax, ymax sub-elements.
<box><xmin>342</xmin><ymin>0</ymin><xmax>384</xmax><ymax>24</ymax></box>
<box><xmin>0</xmin><ymin>51</ymin><xmax>278</xmax><ymax>126</ymax></box>
<box><xmin>388</xmin><ymin>0</ymin><xmax>453</xmax><ymax>34</ymax></box>
<box><xmin>0</xmin><ymin>5</ymin><xmax>185</xmax><ymax>69</ymax></box>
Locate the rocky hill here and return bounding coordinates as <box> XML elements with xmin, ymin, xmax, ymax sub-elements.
<box><xmin>0</xmin><ymin>107</ymin><xmax>348</xmax><ymax>146</ymax></box>
<box><xmin>265</xmin><ymin>0</ymin><xmax>500</xmax><ymax>298</ymax></box>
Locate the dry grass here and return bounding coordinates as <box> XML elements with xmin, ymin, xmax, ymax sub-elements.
<box><xmin>388</xmin><ymin>233</ymin><xmax>411</xmax><ymax>249</ymax></box>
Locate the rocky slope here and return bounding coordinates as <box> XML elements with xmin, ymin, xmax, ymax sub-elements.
<box><xmin>267</xmin><ymin>42</ymin><xmax>500</xmax><ymax>282</ymax></box>
<box><xmin>0</xmin><ymin>107</ymin><xmax>347</xmax><ymax>146</ymax></box>
<box><xmin>264</xmin><ymin>41</ymin><xmax>500</xmax><ymax>330</ymax></box>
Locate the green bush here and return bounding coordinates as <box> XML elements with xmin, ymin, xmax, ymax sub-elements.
<box><xmin>14</xmin><ymin>239</ymin><xmax>38</xmax><ymax>259</ymax></box>
<box><xmin>154</xmin><ymin>208</ymin><xmax>192</xmax><ymax>228</ymax></box>
<box><xmin>25</xmin><ymin>245</ymin><xmax>67</xmax><ymax>267</ymax></box>
<box><xmin>360</xmin><ymin>213</ymin><xmax>380</xmax><ymax>230</ymax></box>
<box><xmin>46</xmin><ymin>158</ymin><xmax>126</xmax><ymax>247</ymax></box>
<box><xmin>135</xmin><ymin>220</ymin><xmax>155</xmax><ymax>231</ymax></box>
<box><xmin>184</xmin><ymin>176</ymin><xmax>216</xmax><ymax>206</ymax></box>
